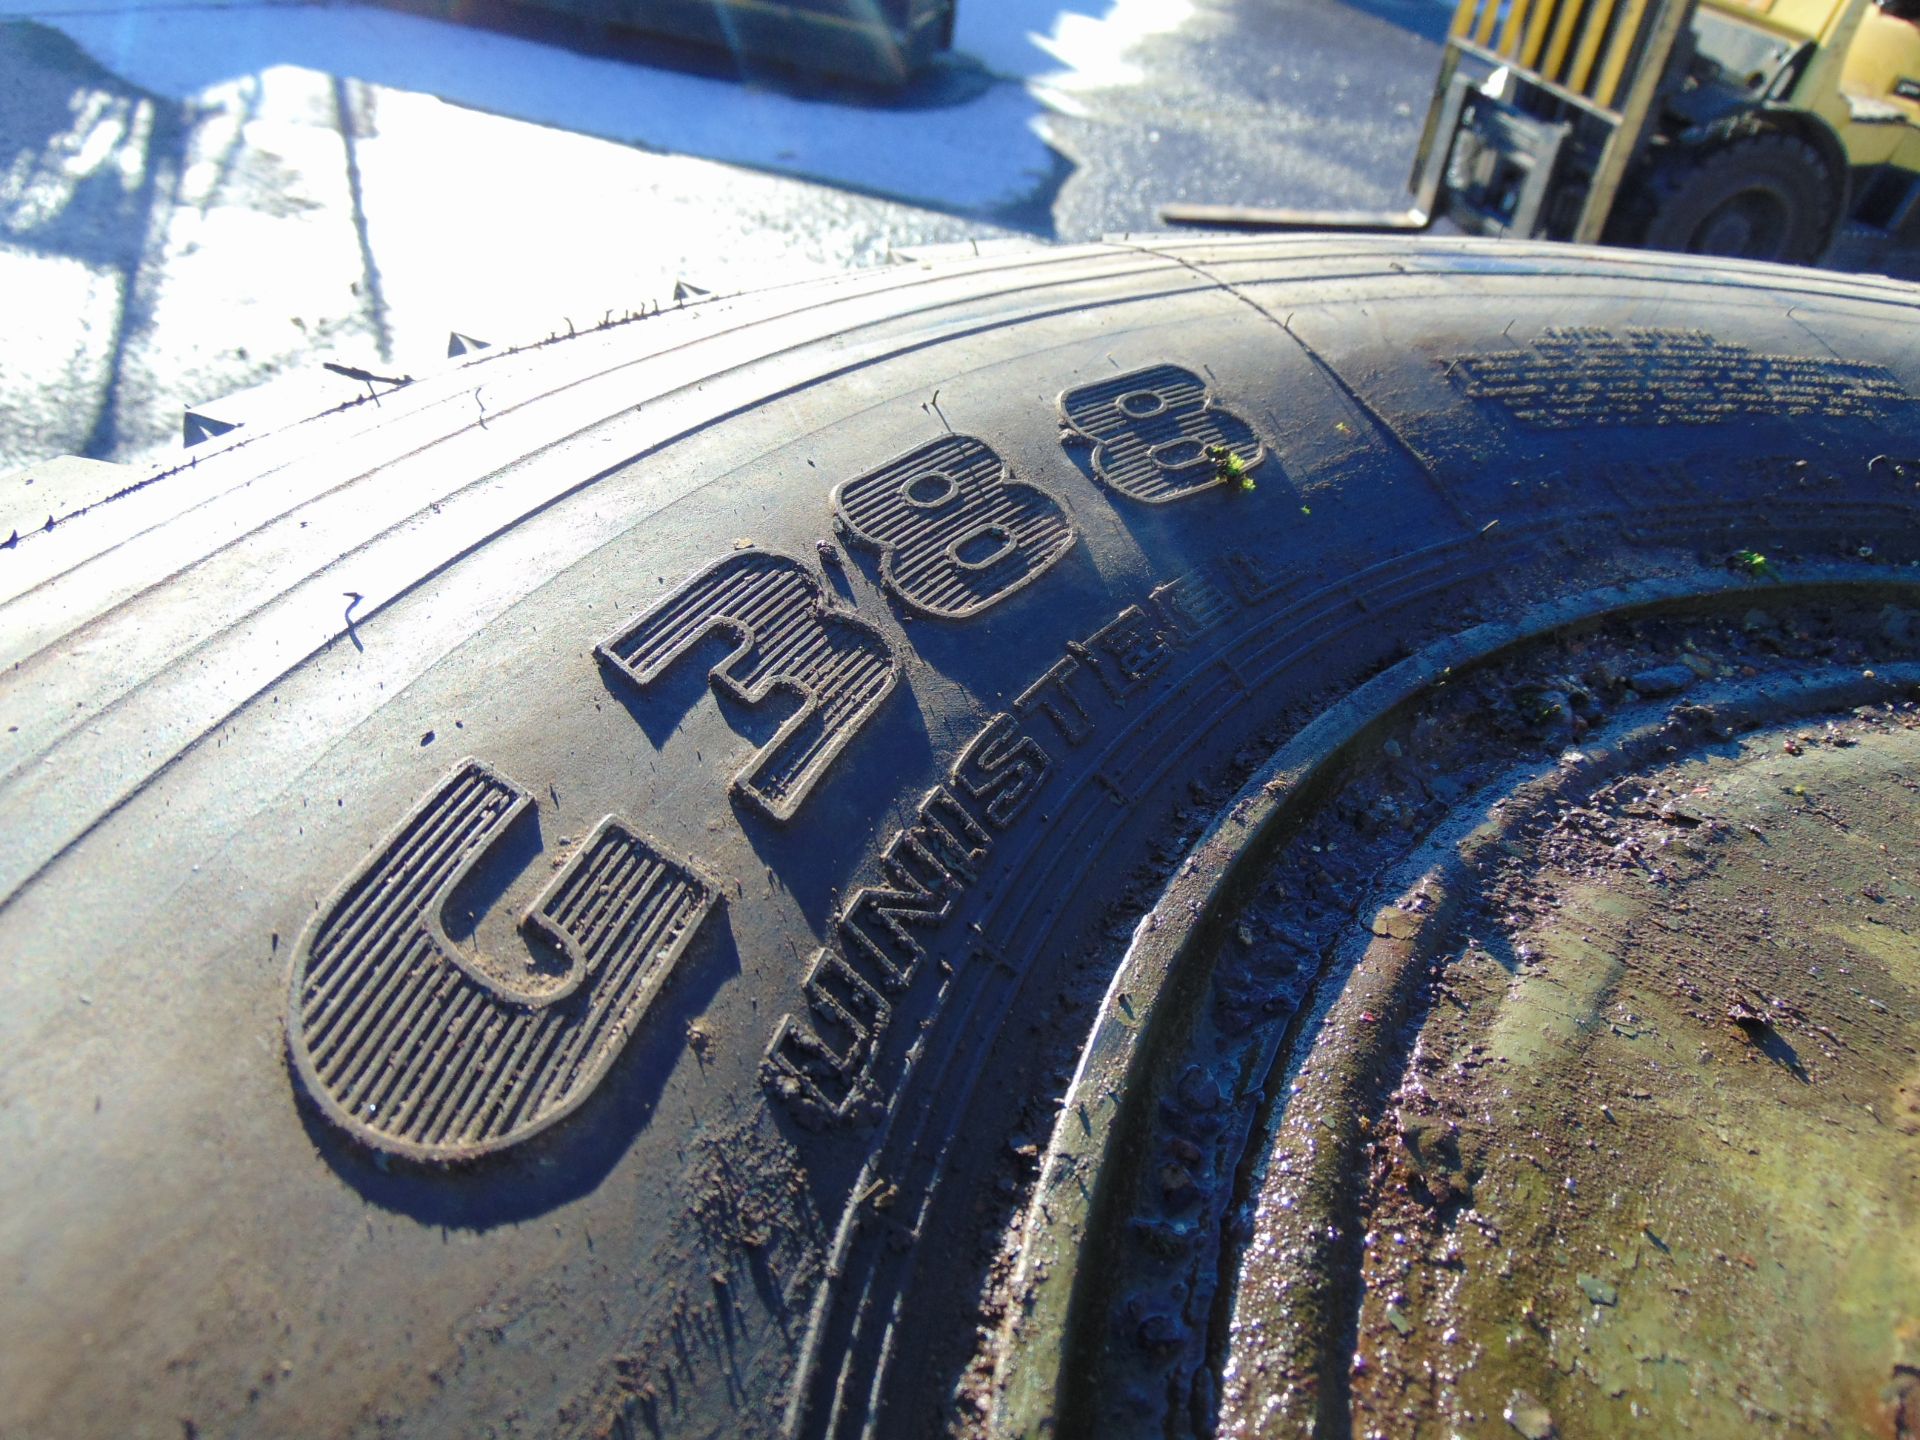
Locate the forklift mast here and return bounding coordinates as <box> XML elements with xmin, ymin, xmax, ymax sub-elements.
<box><xmin>1412</xmin><ymin>0</ymin><xmax>1701</xmax><ymax>241</ymax></box>
<box><xmin>1163</xmin><ymin>0</ymin><xmax>1919</xmax><ymax>257</ymax></box>
<box><xmin>1160</xmin><ymin>0</ymin><xmax>1715</xmax><ymax>237</ymax></box>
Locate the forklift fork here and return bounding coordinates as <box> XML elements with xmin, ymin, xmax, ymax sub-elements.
<box><xmin>1157</xmin><ymin>70</ymin><xmax>1472</xmax><ymax>232</ymax></box>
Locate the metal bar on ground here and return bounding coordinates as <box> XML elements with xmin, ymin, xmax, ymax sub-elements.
<box><xmin>1155</xmin><ymin>205</ymin><xmax>1433</xmax><ymax>230</ymax></box>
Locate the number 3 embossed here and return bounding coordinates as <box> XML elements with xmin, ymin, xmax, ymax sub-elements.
<box><xmin>597</xmin><ymin>550</ymin><xmax>899</xmax><ymax>822</ymax></box>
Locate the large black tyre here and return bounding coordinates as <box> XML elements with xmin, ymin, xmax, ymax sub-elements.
<box><xmin>1604</xmin><ymin>130</ymin><xmax>1840</xmax><ymax>265</ymax></box>
<box><xmin>2</xmin><ymin>237</ymin><xmax>1918</xmax><ymax>1440</ymax></box>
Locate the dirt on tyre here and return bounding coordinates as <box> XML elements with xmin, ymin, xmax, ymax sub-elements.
<box><xmin>2</xmin><ymin>236</ymin><xmax>1918</xmax><ymax>1440</ymax></box>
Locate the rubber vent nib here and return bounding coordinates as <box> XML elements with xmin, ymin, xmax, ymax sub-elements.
<box><xmin>182</xmin><ymin>411</ymin><xmax>240</xmax><ymax>447</ymax></box>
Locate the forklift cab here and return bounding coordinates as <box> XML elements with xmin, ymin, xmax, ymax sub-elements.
<box><xmin>1684</xmin><ymin>0</ymin><xmax>1920</xmax><ymax>223</ymax></box>
<box><xmin>1835</xmin><ymin>1</ymin><xmax>1920</xmax><ymax>225</ymax></box>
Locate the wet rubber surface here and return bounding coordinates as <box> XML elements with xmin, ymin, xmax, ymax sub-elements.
<box><xmin>3</xmin><ymin>238</ymin><xmax>1920</xmax><ymax>1440</ymax></box>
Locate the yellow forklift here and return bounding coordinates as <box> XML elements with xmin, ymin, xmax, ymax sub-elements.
<box><xmin>1163</xmin><ymin>0</ymin><xmax>1920</xmax><ymax>264</ymax></box>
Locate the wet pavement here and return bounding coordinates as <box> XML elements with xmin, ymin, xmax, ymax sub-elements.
<box><xmin>0</xmin><ymin>0</ymin><xmax>1443</xmax><ymax>473</ymax></box>
<box><xmin>5</xmin><ymin>0</ymin><xmax>1913</xmax><ymax>489</ymax></box>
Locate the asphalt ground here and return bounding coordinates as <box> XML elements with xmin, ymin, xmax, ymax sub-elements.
<box><xmin>1</xmin><ymin>0</ymin><xmax>1911</xmax><ymax>496</ymax></box>
<box><xmin>0</xmin><ymin>0</ymin><xmax>1443</xmax><ymax>479</ymax></box>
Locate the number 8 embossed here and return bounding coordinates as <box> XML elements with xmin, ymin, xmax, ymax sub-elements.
<box><xmin>832</xmin><ymin>434</ymin><xmax>1077</xmax><ymax>619</ymax></box>
<box><xmin>597</xmin><ymin>550</ymin><xmax>899</xmax><ymax>822</ymax></box>
<box><xmin>1059</xmin><ymin>362</ymin><xmax>1265</xmax><ymax>504</ymax></box>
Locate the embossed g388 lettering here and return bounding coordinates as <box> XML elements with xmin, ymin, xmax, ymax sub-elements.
<box><xmin>1060</xmin><ymin>363</ymin><xmax>1264</xmax><ymax>504</ymax></box>
<box><xmin>833</xmin><ymin>434</ymin><xmax>1077</xmax><ymax>619</ymax></box>
<box><xmin>286</xmin><ymin>758</ymin><xmax>718</xmax><ymax>1161</ymax></box>
<box><xmin>597</xmin><ymin>550</ymin><xmax>899</xmax><ymax>822</ymax></box>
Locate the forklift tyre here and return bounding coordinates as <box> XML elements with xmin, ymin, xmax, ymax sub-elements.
<box><xmin>4</xmin><ymin>237</ymin><xmax>1920</xmax><ymax>1440</ymax></box>
<box><xmin>1606</xmin><ymin>130</ymin><xmax>1838</xmax><ymax>265</ymax></box>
